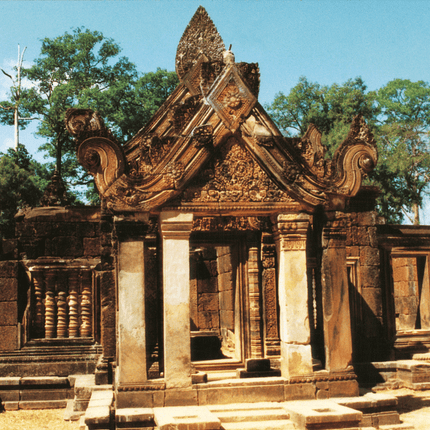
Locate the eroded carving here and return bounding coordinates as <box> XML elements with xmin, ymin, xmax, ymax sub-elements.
<box><xmin>181</xmin><ymin>137</ymin><xmax>293</xmax><ymax>203</ymax></box>
<box><xmin>191</xmin><ymin>124</ymin><xmax>213</xmax><ymax>148</ymax></box>
<box><xmin>176</xmin><ymin>6</ymin><xmax>225</xmax><ymax>81</ymax></box>
<box><xmin>192</xmin><ymin>216</ymin><xmax>270</xmax><ymax>232</ymax></box>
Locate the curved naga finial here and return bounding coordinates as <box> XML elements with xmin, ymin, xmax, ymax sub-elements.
<box><xmin>176</xmin><ymin>6</ymin><xmax>225</xmax><ymax>81</ymax></box>
<box><xmin>65</xmin><ymin>109</ymin><xmax>125</xmax><ymax>195</ymax></box>
<box><xmin>331</xmin><ymin>115</ymin><xmax>378</xmax><ymax>197</ymax></box>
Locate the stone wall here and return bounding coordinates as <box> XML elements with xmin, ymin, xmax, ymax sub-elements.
<box><xmin>0</xmin><ymin>240</ymin><xmax>19</xmax><ymax>351</ymax></box>
<box><xmin>0</xmin><ymin>207</ymin><xmax>102</xmax><ymax>353</ymax></box>
<box><xmin>346</xmin><ymin>210</ymin><xmax>388</xmax><ymax>362</ymax></box>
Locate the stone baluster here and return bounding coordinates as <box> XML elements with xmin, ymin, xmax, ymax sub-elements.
<box><xmin>248</xmin><ymin>241</ymin><xmax>263</xmax><ymax>358</ymax></box>
<box><xmin>80</xmin><ymin>270</ymin><xmax>93</xmax><ymax>337</ymax></box>
<box><xmin>32</xmin><ymin>270</ymin><xmax>45</xmax><ymax>338</ymax></box>
<box><xmin>68</xmin><ymin>270</ymin><xmax>80</xmax><ymax>338</ymax></box>
<box><xmin>56</xmin><ymin>271</ymin><xmax>68</xmax><ymax>338</ymax></box>
<box><xmin>44</xmin><ymin>272</ymin><xmax>57</xmax><ymax>338</ymax></box>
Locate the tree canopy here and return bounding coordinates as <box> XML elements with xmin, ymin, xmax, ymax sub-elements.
<box><xmin>266</xmin><ymin>77</ymin><xmax>430</xmax><ymax>224</ymax></box>
<box><xmin>0</xmin><ymin>146</ymin><xmax>50</xmax><ymax>238</ymax></box>
<box><xmin>0</xmin><ymin>28</ymin><xmax>179</xmax><ymax>203</ymax></box>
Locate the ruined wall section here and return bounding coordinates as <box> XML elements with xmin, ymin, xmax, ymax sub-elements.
<box><xmin>0</xmin><ymin>207</ymin><xmax>102</xmax><ymax>353</ymax></box>
<box><xmin>0</xmin><ymin>240</ymin><xmax>19</xmax><ymax>351</ymax></box>
<box><xmin>345</xmin><ymin>207</ymin><xmax>388</xmax><ymax>362</ymax></box>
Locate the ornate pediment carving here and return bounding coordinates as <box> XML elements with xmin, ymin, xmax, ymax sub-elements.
<box><xmin>180</xmin><ymin>137</ymin><xmax>293</xmax><ymax>203</ymax></box>
<box><xmin>176</xmin><ymin>6</ymin><xmax>225</xmax><ymax>81</ymax></box>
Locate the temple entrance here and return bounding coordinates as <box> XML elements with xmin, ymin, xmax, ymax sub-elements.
<box><xmin>189</xmin><ymin>239</ymin><xmax>245</xmax><ymax>368</ymax></box>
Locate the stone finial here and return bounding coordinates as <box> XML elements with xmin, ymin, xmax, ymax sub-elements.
<box><xmin>40</xmin><ymin>170</ymin><xmax>71</xmax><ymax>207</ymax></box>
<box><xmin>176</xmin><ymin>6</ymin><xmax>225</xmax><ymax>81</ymax></box>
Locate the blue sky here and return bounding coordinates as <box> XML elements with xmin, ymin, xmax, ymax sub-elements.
<box><xmin>1</xmin><ymin>0</ymin><xmax>429</xmax><ymax>221</ymax></box>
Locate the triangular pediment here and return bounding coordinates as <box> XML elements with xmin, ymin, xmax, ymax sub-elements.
<box><xmin>66</xmin><ymin>6</ymin><xmax>378</xmax><ymax>214</ymax></box>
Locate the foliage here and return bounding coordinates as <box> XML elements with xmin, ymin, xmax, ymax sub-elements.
<box><xmin>0</xmin><ymin>146</ymin><xmax>50</xmax><ymax>238</ymax></box>
<box><xmin>267</xmin><ymin>77</ymin><xmax>430</xmax><ymax>224</ymax></box>
<box><xmin>370</xmin><ymin>79</ymin><xmax>430</xmax><ymax>224</ymax></box>
<box><xmin>0</xmin><ymin>28</ymin><xmax>179</xmax><ymax>204</ymax></box>
<box><xmin>266</xmin><ymin>76</ymin><xmax>377</xmax><ymax>155</ymax></box>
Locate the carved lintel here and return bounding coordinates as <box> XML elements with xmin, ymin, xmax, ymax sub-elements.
<box><xmin>192</xmin><ymin>216</ymin><xmax>270</xmax><ymax>232</ymax></box>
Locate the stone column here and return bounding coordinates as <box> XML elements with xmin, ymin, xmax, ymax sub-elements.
<box><xmin>160</xmin><ymin>211</ymin><xmax>193</xmax><ymax>389</ymax></box>
<box><xmin>68</xmin><ymin>270</ymin><xmax>80</xmax><ymax>338</ymax></box>
<box><xmin>321</xmin><ymin>213</ymin><xmax>353</xmax><ymax>371</ymax></box>
<box><xmin>274</xmin><ymin>214</ymin><xmax>313</xmax><ymax>378</ymax></box>
<box><xmin>117</xmin><ymin>240</ymin><xmax>147</xmax><ymax>386</ymax></box>
<box><xmin>32</xmin><ymin>270</ymin><xmax>45</xmax><ymax>338</ymax></box>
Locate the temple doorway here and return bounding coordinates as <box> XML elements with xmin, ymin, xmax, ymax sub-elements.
<box><xmin>189</xmin><ymin>239</ymin><xmax>245</xmax><ymax>368</ymax></box>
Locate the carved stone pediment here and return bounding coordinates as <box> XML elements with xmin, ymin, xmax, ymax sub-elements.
<box><xmin>180</xmin><ymin>137</ymin><xmax>294</xmax><ymax>204</ymax></box>
<box><xmin>66</xmin><ymin>6</ymin><xmax>378</xmax><ymax>214</ymax></box>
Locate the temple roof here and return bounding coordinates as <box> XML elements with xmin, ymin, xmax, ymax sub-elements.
<box><xmin>66</xmin><ymin>6</ymin><xmax>377</xmax><ymax>214</ymax></box>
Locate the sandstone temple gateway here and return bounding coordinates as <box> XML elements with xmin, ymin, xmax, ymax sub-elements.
<box><xmin>1</xmin><ymin>7</ymin><xmax>430</xmax><ymax>430</ymax></box>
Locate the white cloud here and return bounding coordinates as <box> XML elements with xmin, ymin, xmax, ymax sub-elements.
<box><xmin>0</xmin><ymin>136</ymin><xmax>14</xmax><ymax>153</ymax></box>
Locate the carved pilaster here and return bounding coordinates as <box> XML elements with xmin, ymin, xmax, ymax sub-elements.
<box><xmin>32</xmin><ymin>271</ymin><xmax>45</xmax><ymax>338</ymax></box>
<box><xmin>261</xmin><ymin>233</ymin><xmax>280</xmax><ymax>356</ymax></box>
<box><xmin>248</xmin><ymin>243</ymin><xmax>263</xmax><ymax>358</ymax></box>
<box><xmin>68</xmin><ymin>270</ymin><xmax>80</xmax><ymax>338</ymax></box>
<box><xmin>321</xmin><ymin>213</ymin><xmax>353</xmax><ymax>371</ymax></box>
<box><xmin>56</xmin><ymin>271</ymin><xmax>68</xmax><ymax>338</ymax></box>
<box><xmin>274</xmin><ymin>214</ymin><xmax>313</xmax><ymax>378</ymax></box>
<box><xmin>80</xmin><ymin>270</ymin><xmax>93</xmax><ymax>337</ymax></box>
<box><xmin>44</xmin><ymin>272</ymin><xmax>57</xmax><ymax>339</ymax></box>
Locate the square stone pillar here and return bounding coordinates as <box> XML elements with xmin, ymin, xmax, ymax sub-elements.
<box><xmin>160</xmin><ymin>211</ymin><xmax>193</xmax><ymax>388</ymax></box>
<box><xmin>321</xmin><ymin>213</ymin><xmax>353</xmax><ymax>371</ymax></box>
<box><xmin>274</xmin><ymin>214</ymin><xmax>313</xmax><ymax>378</ymax></box>
<box><xmin>117</xmin><ymin>240</ymin><xmax>147</xmax><ymax>387</ymax></box>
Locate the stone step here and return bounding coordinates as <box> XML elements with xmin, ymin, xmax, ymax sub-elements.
<box><xmin>221</xmin><ymin>419</ymin><xmax>297</xmax><ymax>429</ymax></box>
<box><xmin>379</xmin><ymin>424</ymin><xmax>415</xmax><ymax>430</ymax></box>
<box><xmin>213</xmin><ymin>407</ymin><xmax>290</xmax><ymax>423</ymax></box>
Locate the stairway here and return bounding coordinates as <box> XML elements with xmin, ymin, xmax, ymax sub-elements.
<box><xmin>208</xmin><ymin>402</ymin><xmax>297</xmax><ymax>429</ymax></box>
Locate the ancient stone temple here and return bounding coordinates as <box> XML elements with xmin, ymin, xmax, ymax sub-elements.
<box><xmin>1</xmin><ymin>6</ymin><xmax>430</xmax><ymax>429</ymax></box>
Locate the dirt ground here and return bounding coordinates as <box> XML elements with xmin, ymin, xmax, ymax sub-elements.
<box><xmin>1</xmin><ymin>389</ymin><xmax>430</xmax><ymax>430</ymax></box>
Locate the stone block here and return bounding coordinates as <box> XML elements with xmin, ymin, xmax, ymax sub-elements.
<box><xmin>85</xmin><ymin>406</ymin><xmax>111</xmax><ymax>425</ymax></box>
<box><xmin>164</xmin><ymin>388</ymin><xmax>198</xmax><ymax>406</ymax></box>
<box><xmin>362</xmin><ymin>287</ymin><xmax>383</xmax><ymax>317</ymax></box>
<box><xmin>0</xmin><ymin>325</ymin><xmax>18</xmax><ymax>351</ymax></box>
<box><xmin>0</xmin><ymin>277</ymin><xmax>18</xmax><ymax>301</ymax></box>
<box><xmin>198</xmin><ymin>293</ymin><xmax>219</xmax><ymax>312</ymax></box>
<box><xmin>76</xmin><ymin>222</ymin><xmax>97</xmax><ymax>238</ymax></box>
<box><xmin>218</xmin><ymin>272</ymin><xmax>232</xmax><ymax>292</ymax></box>
<box><xmin>20</xmin><ymin>376</ymin><xmax>69</xmax><ymax>386</ymax></box>
<box><xmin>284</xmin><ymin>383</ymin><xmax>316</xmax><ymax>401</ymax></box>
<box><xmin>0</xmin><ymin>261</ymin><xmax>18</xmax><ymax>278</ymax></box>
<box><xmin>116</xmin><ymin>407</ymin><xmax>154</xmax><ymax>424</ymax></box>
<box><xmin>198</xmin><ymin>277</ymin><xmax>218</xmax><ymax>293</ymax></box>
<box><xmin>51</xmin><ymin>236</ymin><xmax>83</xmax><ymax>257</ymax></box>
<box><xmin>219</xmin><ymin>289</ymin><xmax>234</xmax><ymax>311</ymax></box>
<box><xmin>19</xmin><ymin>400</ymin><xmax>68</xmax><ymax>409</ymax></box>
<box><xmin>205</xmin><ymin>260</ymin><xmax>218</xmax><ymax>277</ymax></box>
<box><xmin>20</xmin><ymin>389</ymin><xmax>69</xmax><ymax>401</ymax></box>
<box><xmin>0</xmin><ymin>302</ymin><xmax>17</xmax><ymax>325</ymax></box>
<box><xmin>0</xmin><ymin>377</ymin><xmax>20</xmax><ymax>387</ymax></box>
<box><xmin>115</xmin><ymin>390</ymin><xmax>154</xmax><ymax>409</ymax></box>
<box><xmin>360</xmin><ymin>265</ymin><xmax>380</xmax><ymax>288</ymax></box>
<box><xmin>154</xmin><ymin>406</ymin><xmax>220</xmax><ymax>430</ymax></box>
<box><xmin>1</xmin><ymin>239</ymin><xmax>18</xmax><ymax>259</ymax></box>
<box><xmin>359</xmin><ymin>246</ymin><xmax>380</xmax><ymax>266</ymax></box>
<box><xmin>0</xmin><ymin>390</ymin><xmax>19</xmax><ymax>401</ymax></box>
<box><xmin>329</xmin><ymin>379</ymin><xmax>359</xmax><ymax>397</ymax></box>
<box><xmin>220</xmin><ymin>310</ymin><xmax>234</xmax><ymax>330</ymax></box>
<box><xmin>197</xmin><ymin>310</ymin><xmax>219</xmax><ymax>330</ymax></box>
<box><xmin>217</xmin><ymin>255</ymin><xmax>232</xmax><ymax>275</ymax></box>
<box><xmin>3</xmin><ymin>401</ymin><xmax>19</xmax><ymax>410</ymax></box>
<box><xmin>83</xmin><ymin>237</ymin><xmax>100</xmax><ymax>257</ymax></box>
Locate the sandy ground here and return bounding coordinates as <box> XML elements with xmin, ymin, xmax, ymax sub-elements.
<box><xmin>2</xmin><ymin>389</ymin><xmax>430</xmax><ymax>429</ymax></box>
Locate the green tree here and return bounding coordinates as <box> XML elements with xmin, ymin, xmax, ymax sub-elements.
<box><xmin>0</xmin><ymin>28</ymin><xmax>179</xmax><ymax>203</ymax></box>
<box><xmin>371</xmin><ymin>79</ymin><xmax>430</xmax><ymax>224</ymax></box>
<box><xmin>266</xmin><ymin>76</ymin><xmax>377</xmax><ymax>154</ymax></box>
<box><xmin>0</xmin><ymin>145</ymin><xmax>50</xmax><ymax>238</ymax></box>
